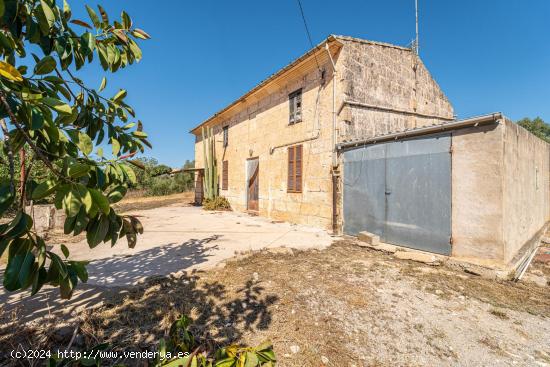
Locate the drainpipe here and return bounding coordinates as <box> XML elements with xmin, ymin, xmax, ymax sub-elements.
<box><xmin>325</xmin><ymin>42</ymin><xmax>337</xmax><ymax>169</ymax></box>
<box><xmin>325</xmin><ymin>42</ymin><xmax>339</xmax><ymax>234</ymax></box>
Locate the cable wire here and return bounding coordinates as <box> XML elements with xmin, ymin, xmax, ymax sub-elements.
<box><xmin>295</xmin><ymin>0</ymin><xmax>321</xmax><ymax>73</ymax></box>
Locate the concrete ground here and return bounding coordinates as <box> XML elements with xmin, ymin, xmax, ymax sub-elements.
<box><xmin>0</xmin><ymin>205</ymin><xmax>337</xmax><ymax>322</ymax></box>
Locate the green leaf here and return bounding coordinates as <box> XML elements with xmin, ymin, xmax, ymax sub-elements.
<box><xmin>86</xmin><ymin>5</ymin><xmax>101</xmax><ymax>28</ymax></box>
<box><xmin>107</xmin><ymin>185</ymin><xmax>126</xmax><ymax>203</ymax></box>
<box><xmin>3</xmin><ymin>252</ymin><xmax>35</xmax><ymax>291</ymax></box>
<box><xmin>50</xmin><ymin>252</ymin><xmax>68</xmax><ymax>279</ymax></box>
<box><xmin>111</xmin><ymin>137</ymin><xmax>120</xmax><ymax>156</ymax></box>
<box><xmin>30</xmin><ymin>107</ymin><xmax>45</xmax><ymax>130</ymax></box>
<box><xmin>99</xmin><ymin>76</ymin><xmax>107</xmax><ymax>91</ymax></box>
<box><xmin>132</xmin><ymin>28</ymin><xmax>151</xmax><ymax>40</ymax></box>
<box><xmin>89</xmin><ymin>189</ymin><xmax>110</xmax><ymax>215</ymax></box>
<box><xmin>62</xmin><ymin>189</ymin><xmax>82</xmax><ymax>217</ymax></box>
<box><xmin>86</xmin><ymin>215</ymin><xmax>109</xmax><ymax>248</ymax></box>
<box><xmin>77</xmin><ymin>132</ymin><xmax>93</xmax><ymax>155</ymax></box>
<box><xmin>60</xmin><ymin>244</ymin><xmax>70</xmax><ymax>258</ymax></box>
<box><xmin>31</xmin><ymin>179</ymin><xmax>58</xmax><ymax>200</ymax></box>
<box><xmin>40</xmin><ymin>0</ymin><xmax>56</xmax><ymax>31</ymax></box>
<box><xmin>42</xmin><ymin>97</ymin><xmax>72</xmax><ymax>114</ymax></box>
<box><xmin>132</xmin><ymin>131</ymin><xmax>147</xmax><ymax>138</ymax></box>
<box><xmin>34</xmin><ymin>56</ymin><xmax>57</xmax><ymax>75</ymax></box>
<box><xmin>71</xmin><ymin>261</ymin><xmax>89</xmax><ymax>282</ymax></box>
<box><xmin>244</xmin><ymin>352</ymin><xmax>259</xmax><ymax>367</ymax></box>
<box><xmin>0</xmin><ymin>60</ymin><xmax>23</xmax><ymax>82</ymax></box>
<box><xmin>112</xmin><ymin>89</ymin><xmax>127</xmax><ymax>103</ymax></box>
<box><xmin>0</xmin><ymin>182</ymin><xmax>14</xmax><ymax>216</ymax></box>
<box><xmin>120</xmin><ymin>164</ymin><xmax>136</xmax><ymax>184</ymax></box>
<box><xmin>121</xmin><ymin>11</ymin><xmax>131</xmax><ymax>29</ymax></box>
<box><xmin>80</xmin><ymin>32</ymin><xmax>95</xmax><ymax>54</ymax></box>
<box><xmin>68</xmin><ymin>162</ymin><xmax>91</xmax><ymax>178</ymax></box>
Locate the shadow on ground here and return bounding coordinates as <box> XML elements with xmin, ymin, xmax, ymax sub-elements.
<box><xmin>1</xmin><ymin>264</ymin><xmax>278</xmax><ymax>363</ymax></box>
<box><xmin>0</xmin><ymin>235</ymin><xmax>221</xmax><ymax>323</ymax></box>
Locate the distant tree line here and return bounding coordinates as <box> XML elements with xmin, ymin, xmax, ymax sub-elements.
<box><xmin>517</xmin><ymin>117</ymin><xmax>550</xmax><ymax>143</ymax></box>
<box><xmin>132</xmin><ymin>157</ymin><xmax>195</xmax><ymax>196</ymax></box>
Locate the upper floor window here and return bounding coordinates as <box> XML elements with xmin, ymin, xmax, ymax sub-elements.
<box><xmin>289</xmin><ymin>89</ymin><xmax>302</xmax><ymax>125</ymax></box>
<box><xmin>223</xmin><ymin>125</ymin><xmax>229</xmax><ymax>147</ymax></box>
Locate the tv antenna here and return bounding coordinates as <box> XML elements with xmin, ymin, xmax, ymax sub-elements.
<box><xmin>414</xmin><ymin>0</ymin><xmax>419</xmax><ymax>55</ymax></box>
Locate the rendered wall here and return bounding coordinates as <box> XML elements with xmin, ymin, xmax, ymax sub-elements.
<box><xmin>451</xmin><ymin>123</ymin><xmax>506</xmax><ymax>265</ymax></box>
<box><xmin>502</xmin><ymin>119</ymin><xmax>550</xmax><ymax>263</ymax></box>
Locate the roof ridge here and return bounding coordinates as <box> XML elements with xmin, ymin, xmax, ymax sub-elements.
<box><xmin>331</xmin><ymin>34</ymin><xmax>412</xmax><ymax>51</ymax></box>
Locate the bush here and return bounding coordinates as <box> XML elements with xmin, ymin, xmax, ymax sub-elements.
<box><xmin>48</xmin><ymin>315</ymin><xmax>276</xmax><ymax>366</ymax></box>
<box><xmin>130</xmin><ymin>157</ymin><xmax>196</xmax><ymax>197</ymax></box>
<box><xmin>203</xmin><ymin>196</ymin><xmax>231</xmax><ymax>211</ymax></box>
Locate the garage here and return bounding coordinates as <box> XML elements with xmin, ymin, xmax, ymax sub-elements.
<box><xmin>342</xmin><ymin>133</ymin><xmax>452</xmax><ymax>255</ymax></box>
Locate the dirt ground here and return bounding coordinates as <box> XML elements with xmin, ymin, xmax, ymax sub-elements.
<box><xmin>2</xmin><ymin>240</ymin><xmax>549</xmax><ymax>367</ymax></box>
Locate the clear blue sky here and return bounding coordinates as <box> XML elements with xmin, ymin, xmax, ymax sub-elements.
<box><xmin>71</xmin><ymin>0</ymin><xmax>550</xmax><ymax>167</ymax></box>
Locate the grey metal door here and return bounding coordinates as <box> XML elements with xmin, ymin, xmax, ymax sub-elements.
<box><xmin>343</xmin><ymin>134</ymin><xmax>451</xmax><ymax>255</ymax></box>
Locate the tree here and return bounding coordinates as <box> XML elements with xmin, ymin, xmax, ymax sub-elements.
<box><xmin>517</xmin><ymin>117</ymin><xmax>550</xmax><ymax>143</ymax></box>
<box><xmin>0</xmin><ymin>0</ymin><xmax>151</xmax><ymax>299</ymax></box>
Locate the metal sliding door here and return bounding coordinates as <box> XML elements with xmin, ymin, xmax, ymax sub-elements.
<box><xmin>343</xmin><ymin>134</ymin><xmax>451</xmax><ymax>255</ymax></box>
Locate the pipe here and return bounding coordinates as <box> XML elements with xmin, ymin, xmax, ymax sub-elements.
<box><xmin>337</xmin><ymin>113</ymin><xmax>503</xmax><ymax>151</ymax></box>
<box><xmin>515</xmin><ymin>245</ymin><xmax>539</xmax><ymax>281</ymax></box>
<box><xmin>325</xmin><ymin>42</ymin><xmax>340</xmax><ymax>234</ymax></box>
<box><xmin>338</xmin><ymin>100</ymin><xmax>455</xmax><ymax>121</ymax></box>
<box><xmin>325</xmin><ymin>42</ymin><xmax>338</xmax><ymax>168</ymax></box>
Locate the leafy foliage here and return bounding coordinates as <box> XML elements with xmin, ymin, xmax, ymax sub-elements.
<box><xmin>517</xmin><ymin>117</ymin><xmax>550</xmax><ymax>143</ymax></box>
<box><xmin>203</xmin><ymin>196</ymin><xmax>231</xmax><ymax>211</ymax></box>
<box><xmin>0</xmin><ymin>0</ymin><xmax>150</xmax><ymax>299</ymax></box>
<box><xmin>47</xmin><ymin>315</ymin><xmax>277</xmax><ymax>367</ymax></box>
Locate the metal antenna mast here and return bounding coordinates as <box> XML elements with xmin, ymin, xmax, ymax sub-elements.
<box><xmin>415</xmin><ymin>0</ymin><xmax>419</xmax><ymax>55</ymax></box>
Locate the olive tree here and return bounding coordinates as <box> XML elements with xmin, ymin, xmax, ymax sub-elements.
<box><xmin>0</xmin><ymin>0</ymin><xmax>151</xmax><ymax>299</ymax></box>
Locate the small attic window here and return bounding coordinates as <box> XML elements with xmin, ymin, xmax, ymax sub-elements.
<box><xmin>223</xmin><ymin>125</ymin><xmax>229</xmax><ymax>147</ymax></box>
<box><xmin>289</xmin><ymin>89</ymin><xmax>302</xmax><ymax>125</ymax></box>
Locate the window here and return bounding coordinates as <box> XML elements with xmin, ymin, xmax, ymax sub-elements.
<box><xmin>222</xmin><ymin>160</ymin><xmax>228</xmax><ymax>190</ymax></box>
<box><xmin>223</xmin><ymin>125</ymin><xmax>229</xmax><ymax>147</ymax></box>
<box><xmin>289</xmin><ymin>89</ymin><xmax>302</xmax><ymax>125</ymax></box>
<box><xmin>287</xmin><ymin>145</ymin><xmax>302</xmax><ymax>193</ymax></box>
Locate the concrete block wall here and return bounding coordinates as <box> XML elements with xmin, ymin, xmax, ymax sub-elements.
<box><xmin>451</xmin><ymin>119</ymin><xmax>550</xmax><ymax>267</ymax></box>
<box><xmin>451</xmin><ymin>123</ymin><xmax>506</xmax><ymax>264</ymax></box>
<box><xmin>502</xmin><ymin>119</ymin><xmax>550</xmax><ymax>263</ymax></box>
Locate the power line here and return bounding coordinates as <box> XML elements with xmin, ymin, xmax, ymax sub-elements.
<box><xmin>295</xmin><ymin>0</ymin><xmax>321</xmax><ymax>73</ymax></box>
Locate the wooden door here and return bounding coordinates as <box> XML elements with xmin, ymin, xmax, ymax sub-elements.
<box><xmin>247</xmin><ymin>159</ymin><xmax>259</xmax><ymax>212</ymax></box>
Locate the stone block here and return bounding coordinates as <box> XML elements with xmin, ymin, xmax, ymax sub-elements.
<box><xmin>357</xmin><ymin>231</ymin><xmax>380</xmax><ymax>246</ymax></box>
<box><xmin>394</xmin><ymin>250</ymin><xmax>442</xmax><ymax>265</ymax></box>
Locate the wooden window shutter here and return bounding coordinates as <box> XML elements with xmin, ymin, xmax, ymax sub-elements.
<box><xmin>288</xmin><ymin>146</ymin><xmax>295</xmax><ymax>192</ymax></box>
<box><xmin>295</xmin><ymin>145</ymin><xmax>302</xmax><ymax>192</ymax></box>
<box><xmin>222</xmin><ymin>160</ymin><xmax>228</xmax><ymax>190</ymax></box>
<box><xmin>288</xmin><ymin>145</ymin><xmax>302</xmax><ymax>193</ymax></box>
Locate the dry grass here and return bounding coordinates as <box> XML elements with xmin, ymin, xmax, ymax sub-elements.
<box><xmin>1</xmin><ymin>240</ymin><xmax>549</xmax><ymax>366</ymax></box>
<box><xmin>402</xmin><ymin>262</ymin><xmax>550</xmax><ymax>317</ymax></box>
<box><xmin>113</xmin><ymin>191</ymin><xmax>194</xmax><ymax>213</ymax></box>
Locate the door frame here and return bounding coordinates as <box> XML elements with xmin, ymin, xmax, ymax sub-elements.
<box><xmin>246</xmin><ymin>157</ymin><xmax>259</xmax><ymax>213</ymax></box>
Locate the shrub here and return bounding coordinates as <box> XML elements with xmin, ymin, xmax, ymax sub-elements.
<box><xmin>48</xmin><ymin>315</ymin><xmax>276</xmax><ymax>366</ymax></box>
<box><xmin>203</xmin><ymin>196</ymin><xmax>231</xmax><ymax>211</ymax></box>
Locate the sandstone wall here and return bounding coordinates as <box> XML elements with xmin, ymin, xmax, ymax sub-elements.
<box><xmin>194</xmin><ymin>54</ymin><xmax>340</xmax><ymax>229</ymax></box>
<box><xmin>337</xmin><ymin>38</ymin><xmax>454</xmax><ymax>142</ymax></box>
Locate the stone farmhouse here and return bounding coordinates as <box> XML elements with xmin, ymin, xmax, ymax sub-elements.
<box><xmin>191</xmin><ymin>35</ymin><xmax>549</xmax><ymax>270</ymax></box>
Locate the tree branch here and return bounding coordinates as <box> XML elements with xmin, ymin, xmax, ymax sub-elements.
<box><xmin>0</xmin><ymin>90</ymin><xmax>63</xmax><ymax>179</ymax></box>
